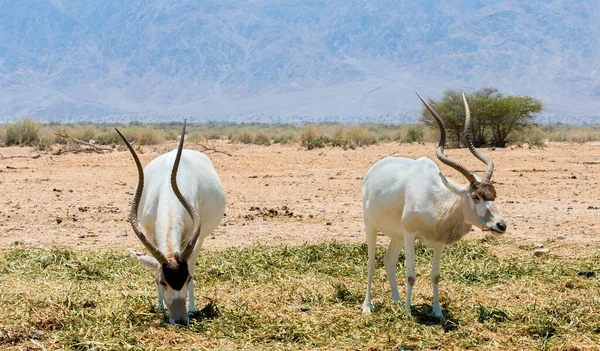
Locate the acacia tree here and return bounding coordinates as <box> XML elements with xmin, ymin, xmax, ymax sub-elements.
<box><xmin>486</xmin><ymin>95</ymin><xmax>543</xmax><ymax>147</ymax></box>
<box><xmin>418</xmin><ymin>90</ymin><xmax>465</xmax><ymax>147</ymax></box>
<box><xmin>419</xmin><ymin>88</ymin><xmax>543</xmax><ymax>148</ymax></box>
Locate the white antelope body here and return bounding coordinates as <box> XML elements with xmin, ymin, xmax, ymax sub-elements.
<box><xmin>361</xmin><ymin>93</ymin><xmax>507</xmax><ymax>319</ymax></box>
<box><xmin>117</xmin><ymin>122</ymin><xmax>225</xmax><ymax>325</ymax></box>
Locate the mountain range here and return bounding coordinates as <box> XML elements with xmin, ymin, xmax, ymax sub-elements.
<box><xmin>0</xmin><ymin>0</ymin><xmax>599</xmax><ymax>124</ymax></box>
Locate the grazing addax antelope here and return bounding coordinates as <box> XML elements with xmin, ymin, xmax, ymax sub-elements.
<box><xmin>116</xmin><ymin>122</ymin><xmax>226</xmax><ymax>325</ymax></box>
<box><xmin>361</xmin><ymin>93</ymin><xmax>507</xmax><ymax>319</ymax></box>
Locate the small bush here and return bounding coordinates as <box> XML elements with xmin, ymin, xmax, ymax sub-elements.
<box><xmin>4</xmin><ymin>118</ymin><xmax>41</xmax><ymax>146</ymax></box>
<box><xmin>71</xmin><ymin>125</ymin><xmax>96</xmax><ymax>142</ymax></box>
<box><xmin>509</xmin><ymin>126</ymin><xmax>546</xmax><ymax>149</ymax></box>
<box><xmin>135</xmin><ymin>126</ymin><xmax>164</xmax><ymax>145</ymax></box>
<box><xmin>96</xmin><ymin>130</ymin><xmax>123</xmax><ymax>146</ymax></box>
<box><xmin>273</xmin><ymin>132</ymin><xmax>297</xmax><ymax>144</ymax></box>
<box><xmin>231</xmin><ymin>129</ymin><xmax>254</xmax><ymax>144</ymax></box>
<box><xmin>252</xmin><ymin>132</ymin><xmax>271</xmax><ymax>146</ymax></box>
<box><xmin>187</xmin><ymin>132</ymin><xmax>206</xmax><ymax>143</ymax></box>
<box><xmin>300</xmin><ymin>124</ymin><xmax>319</xmax><ymax>147</ymax></box>
<box><xmin>344</xmin><ymin>126</ymin><xmax>377</xmax><ymax>147</ymax></box>
<box><xmin>402</xmin><ymin>124</ymin><xmax>425</xmax><ymax>143</ymax></box>
<box><xmin>205</xmin><ymin>131</ymin><xmax>222</xmax><ymax>140</ymax></box>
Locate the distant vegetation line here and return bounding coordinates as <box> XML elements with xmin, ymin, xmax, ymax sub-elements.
<box><xmin>1</xmin><ymin>119</ymin><xmax>600</xmax><ymax>150</ymax></box>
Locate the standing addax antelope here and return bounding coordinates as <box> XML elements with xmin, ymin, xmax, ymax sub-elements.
<box><xmin>361</xmin><ymin>93</ymin><xmax>507</xmax><ymax>319</ymax></box>
<box><xmin>117</xmin><ymin>122</ymin><xmax>226</xmax><ymax>325</ymax></box>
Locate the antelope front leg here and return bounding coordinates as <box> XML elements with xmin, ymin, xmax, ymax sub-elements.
<box><xmin>362</xmin><ymin>225</ymin><xmax>377</xmax><ymax>313</ymax></box>
<box><xmin>404</xmin><ymin>232</ymin><xmax>416</xmax><ymax>314</ymax></box>
<box><xmin>157</xmin><ymin>286</ymin><xmax>165</xmax><ymax>313</ymax></box>
<box><xmin>188</xmin><ymin>278</ymin><xmax>196</xmax><ymax>314</ymax></box>
<box><xmin>431</xmin><ymin>245</ymin><xmax>445</xmax><ymax>319</ymax></box>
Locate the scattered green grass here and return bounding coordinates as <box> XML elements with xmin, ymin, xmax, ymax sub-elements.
<box><xmin>0</xmin><ymin>240</ymin><xmax>598</xmax><ymax>350</ymax></box>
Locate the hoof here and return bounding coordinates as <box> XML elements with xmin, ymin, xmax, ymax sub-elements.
<box><xmin>361</xmin><ymin>301</ymin><xmax>373</xmax><ymax>314</ymax></box>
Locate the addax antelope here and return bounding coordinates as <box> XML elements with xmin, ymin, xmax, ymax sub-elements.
<box><xmin>117</xmin><ymin>122</ymin><xmax>226</xmax><ymax>325</ymax></box>
<box><xmin>361</xmin><ymin>93</ymin><xmax>507</xmax><ymax>319</ymax></box>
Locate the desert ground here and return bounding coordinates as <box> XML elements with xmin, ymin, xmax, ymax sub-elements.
<box><xmin>1</xmin><ymin>141</ymin><xmax>599</xmax><ymax>254</ymax></box>
<box><xmin>2</xmin><ymin>140</ymin><xmax>600</xmax><ymax>350</ymax></box>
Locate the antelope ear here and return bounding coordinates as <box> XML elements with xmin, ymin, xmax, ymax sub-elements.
<box><xmin>128</xmin><ymin>249</ymin><xmax>160</xmax><ymax>270</ymax></box>
<box><xmin>438</xmin><ymin>172</ymin><xmax>467</xmax><ymax>196</ymax></box>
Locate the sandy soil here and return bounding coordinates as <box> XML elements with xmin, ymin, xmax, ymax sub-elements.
<box><xmin>1</xmin><ymin>141</ymin><xmax>599</xmax><ymax>254</ymax></box>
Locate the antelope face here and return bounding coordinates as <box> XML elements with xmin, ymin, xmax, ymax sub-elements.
<box><xmin>463</xmin><ymin>181</ymin><xmax>507</xmax><ymax>234</ymax></box>
<box><xmin>157</xmin><ymin>259</ymin><xmax>192</xmax><ymax>325</ymax></box>
<box><xmin>132</xmin><ymin>251</ymin><xmax>192</xmax><ymax>325</ymax></box>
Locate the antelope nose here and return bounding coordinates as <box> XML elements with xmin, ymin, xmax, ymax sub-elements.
<box><xmin>497</xmin><ymin>221</ymin><xmax>507</xmax><ymax>232</ymax></box>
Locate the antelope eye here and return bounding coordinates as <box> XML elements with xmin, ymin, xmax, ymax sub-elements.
<box><xmin>471</xmin><ymin>193</ymin><xmax>480</xmax><ymax>201</ymax></box>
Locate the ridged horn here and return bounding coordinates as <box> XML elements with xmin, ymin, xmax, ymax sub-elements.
<box><xmin>116</xmin><ymin>128</ymin><xmax>168</xmax><ymax>265</ymax></box>
<box><xmin>416</xmin><ymin>92</ymin><xmax>477</xmax><ymax>184</ymax></box>
<box><xmin>462</xmin><ymin>93</ymin><xmax>494</xmax><ymax>181</ymax></box>
<box><xmin>169</xmin><ymin>121</ymin><xmax>202</xmax><ymax>261</ymax></box>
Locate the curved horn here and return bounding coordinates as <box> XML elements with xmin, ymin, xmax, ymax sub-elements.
<box><xmin>416</xmin><ymin>92</ymin><xmax>477</xmax><ymax>184</ymax></box>
<box><xmin>169</xmin><ymin>121</ymin><xmax>202</xmax><ymax>261</ymax></box>
<box><xmin>462</xmin><ymin>93</ymin><xmax>494</xmax><ymax>181</ymax></box>
<box><xmin>115</xmin><ymin>128</ymin><xmax>168</xmax><ymax>265</ymax></box>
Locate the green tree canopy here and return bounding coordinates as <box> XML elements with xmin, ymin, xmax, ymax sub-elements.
<box><xmin>419</xmin><ymin>88</ymin><xmax>543</xmax><ymax>147</ymax></box>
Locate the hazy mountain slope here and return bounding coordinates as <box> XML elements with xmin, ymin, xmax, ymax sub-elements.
<box><xmin>0</xmin><ymin>0</ymin><xmax>598</xmax><ymax>124</ymax></box>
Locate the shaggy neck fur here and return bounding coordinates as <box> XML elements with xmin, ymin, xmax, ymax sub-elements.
<box><xmin>434</xmin><ymin>191</ymin><xmax>472</xmax><ymax>245</ymax></box>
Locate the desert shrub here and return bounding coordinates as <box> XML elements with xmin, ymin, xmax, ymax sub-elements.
<box><xmin>4</xmin><ymin>118</ymin><xmax>41</xmax><ymax>146</ymax></box>
<box><xmin>187</xmin><ymin>132</ymin><xmax>205</xmax><ymax>143</ymax></box>
<box><xmin>344</xmin><ymin>126</ymin><xmax>377</xmax><ymax>147</ymax></box>
<box><xmin>205</xmin><ymin>130</ymin><xmax>222</xmax><ymax>140</ymax></box>
<box><xmin>36</xmin><ymin>128</ymin><xmax>57</xmax><ymax>151</ymax></box>
<box><xmin>300</xmin><ymin>124</ymin><xmax>319</xmax><ymax>147</ymax></box>
<box><xmin>230</xmin><ymin>129</ymin><xmax>254</xmax><ymax>144</ymax></box>
<box><xmin>163</xmin><ymin>129</ymin><xmax>180</xmax><ymax>141</ymax></box>
<box><xmin>134</xmin><ymin>126</ymin><xmax>164</xmax><ymax>145</ymax></box>
<box><xmin>252</xmin><ymin>132</ymin><xmax>271</xmax><ymax>146</ymax></box>
<box><xmin>305</xmin><ymin>136</ymin><xmax>329</xmax><ymax>150</ymax></box>
<box><xmin>96</xmin><ymin>130</ymin><xmax>123</xmax><ymax>146</ymax></box>
<box><xmin>509</xmin><ymin>126</ymin><xmax>546</xmax><ymax>148</ymax></box>
<box><xmin>402</xmin><ymin>124</ymin><xmax>425</xmax><ymax>143</ymax></box>
<box><xmin>273</xmin><ymin>132</ymin><xmax>297</xmax><ymax>144</ymax></box>
<box><xmin>70</xmin><ymin>125</ymin><xmax>97</xmax><ymax>142</ymax></box>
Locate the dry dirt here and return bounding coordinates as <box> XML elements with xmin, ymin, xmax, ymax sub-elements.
<box><xmin>1</xmin><ymin>141</ymin><xmax>599</xmax><ymax>255</ymax></box>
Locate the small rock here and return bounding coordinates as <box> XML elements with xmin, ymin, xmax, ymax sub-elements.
<box><xmin>587</xmin><ymin>206</ymin><xmax>599</xmax><ymax>210</ymax></box>
<box><xmin>78</xmin><ymin>235</ymin><xmax>86</xmax><ymax>239</ymax></box>
<box><xmin>300</xmin><ymin>307</ymin><xmax>312</xmax><ymax>312</ymax></box>
<box><xmin>534</xmin><ymin>243</ymin><xmax>543</xmax><ymax>248</ymax></box>
<box><xmin>326</xmin><ymin>221</ymin><xmax>332</xmax><ymax>225</ymax></box>
<box><xmin>56</xmin><ymin>218</ymin><xmax>63</xmax><ymax>224</ymax></box>
<box><xmin>557</xmin><ymin>235</ymin><xmax>566</xmax><ymax>240</ymax></box>
<box><xmin>533</xmin><ymin>248</ymin><xmax>550</xmax><ymax>257</ymax></box>
<box><xmin>577</xmin><ymin>270</ymin><xmax>596</xmax><ymax>278</ymax></box>
<box><xmin>53</xmin><ymin>188</ymin><xmax>62</xmax><ymax>192</ymax></box>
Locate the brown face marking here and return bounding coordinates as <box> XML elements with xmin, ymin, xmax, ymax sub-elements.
<box><xmin>162</xmin><ymin>255</ymin><xmax>189</xmax><ymax>291</ymax></box>
<box><xmin>471</xmin><ymin>181</ymin><xmax>496</xmax><ymax>201</ymax></box>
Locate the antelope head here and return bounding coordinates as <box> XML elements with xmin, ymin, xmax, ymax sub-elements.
<box><xmin>417</xmin><ymin>93</ymin><xmax>507</xmax><ymax>234</ymax></box>
<box><xmin>117</xmin><ymin>122</ymin><xmax>202</xmax><ymax>325</ymax></box>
